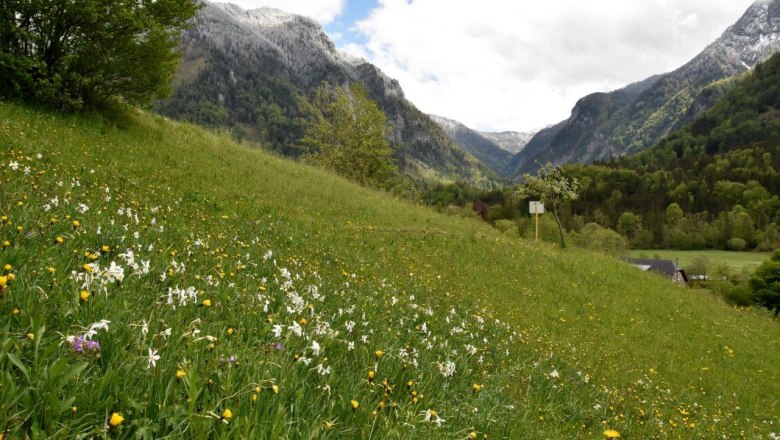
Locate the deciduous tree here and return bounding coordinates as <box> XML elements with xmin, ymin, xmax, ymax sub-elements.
<box><xmin>302</xmin><ymin>83</ymin><xmax>398</xmax><ymax>189</ymax></box>
<box><xmin>0</xmin><ymin>0</ymin><xmax>199</xmax><ymax>109</ymax></box>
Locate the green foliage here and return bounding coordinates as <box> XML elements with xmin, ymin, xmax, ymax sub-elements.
<box><xmin>750</xmin><ymin>250</ymin><xmax>780</xmax><ymax>315</ymax></box>
<box><xmin>303</xmin><ymin>83</ymin><xmax>399</xmax><ymax>190</ymax></box>
<box><xmin>0</xmin><ymin>0</ymin><xmax>199</xmax><ymax>109</ymax></box>
<box><xmin>571</xmin><ymin>223</ymin><xmax>627</xmax><ymax>257</ymax></box>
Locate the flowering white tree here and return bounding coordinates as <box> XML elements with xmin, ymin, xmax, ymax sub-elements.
<box><xmin>515</xmin><ymin>163</ymin><xmax>581</xmax><ymax>248</ymax></box>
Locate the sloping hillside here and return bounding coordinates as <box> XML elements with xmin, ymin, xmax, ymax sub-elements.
<box><xmin>0</xmin><ymin>102</ymin><xmax>778</xmax><ymax>438</ymax></box>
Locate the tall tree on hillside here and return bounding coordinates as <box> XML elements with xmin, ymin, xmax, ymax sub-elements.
<box><xmin>302</xmin><ymin>83</ymin><xmax>398</xmax><ymax>189</ymax></box>
<box><xmin>516</xmin><ymin>163</ymin><xmax>581</xmax><ymax>248</ymax></box>
<box><xmin>0</xmin><ymin>0</ymin><xmax>199</xmax><ymax>109</ymax></box>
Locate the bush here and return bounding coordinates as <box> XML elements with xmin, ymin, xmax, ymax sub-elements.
<box><xmin>724</xmin><ymin>284</ymin><xmax>755</xmax><ymax>307</ymax></box>
<box><xmin>494</xmin><ymin>219</ymin><xmax>519</xmax><ymax>238</ymax></box>
<box><xmin>687</xmin><ymin>256</ymin><xmax>711</xmax><ymax>277</ymax></box>
<box><xmin>572</xmin><ymin>223</ymin><xmax>627</xmax><ymax>257</ymax></box>
<box><xmin>727</xmin><ymin>237</ymin><xmax>748</xmax><ymax>251</ymax></box>
<box><xmin>749</xmin><ymin>250</ymin><xmax>780</xmax><ymax>315</ymax></box>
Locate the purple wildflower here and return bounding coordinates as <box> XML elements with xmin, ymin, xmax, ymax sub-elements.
<box><xmin>72</xmin><ymin>336</ymin><xmax>85</xmax><ymax>353</ymax></box>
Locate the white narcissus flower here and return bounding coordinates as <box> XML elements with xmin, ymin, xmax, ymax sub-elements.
<box><xmin>147</xmin><ymin>348</ymin><xmax>160</xmax><ymax>368</ymax></box>
<box><xmin>311</xmin><ymin>340</ymin><xmax>321</xmax><ymax>356</ymax></box>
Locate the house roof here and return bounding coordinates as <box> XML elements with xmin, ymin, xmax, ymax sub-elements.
<box><xmin>625</xmin><ymin>258</ymin><xmax>682</xmax><ymax>279</ymax></box>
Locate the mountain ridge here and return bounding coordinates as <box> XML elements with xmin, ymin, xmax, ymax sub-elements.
<box><xmin>428</xmin><ymin>114</ymin><xmax>515</xmax><ymax>176</ymax></box>
<box><xmin>510</xmin><ymin>0</ymin><xmax>780</xmax><ymax>178</ymax></box>
<box><xmin>157</xmin><ymin>2</ymin><xmax>492</xmax><ymax>186</ymax></box>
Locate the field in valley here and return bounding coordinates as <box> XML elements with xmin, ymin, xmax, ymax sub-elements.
<box><xmin>629</xmin><ymin>249</ymin><xmax>771</xmax><ymax>274</ymax></box>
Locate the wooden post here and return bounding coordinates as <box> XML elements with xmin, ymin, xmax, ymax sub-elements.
<box><xmin>535</xmin><ymin>205</ymin><xmax>539</xmax><ymax>241</ymax></box>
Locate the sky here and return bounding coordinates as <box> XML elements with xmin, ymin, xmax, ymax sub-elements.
<box><xmin>214</xmin><ymin>0</ymin><xmax>757</xmax><ymax>132</ymax></box>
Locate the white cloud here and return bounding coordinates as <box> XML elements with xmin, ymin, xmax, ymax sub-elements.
<box><xmin>212</xmin><ymin>0</ymin><xmax>346</xmax><ymax>24</ymax></box>
<box><xmin>347</xmin><ymin>0</ymin><xmax>755</xmax><ymax>132</ymax></box>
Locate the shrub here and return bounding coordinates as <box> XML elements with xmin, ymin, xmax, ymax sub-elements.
<box><xmin>727</xmin><ymin>237</ymin><xmax>748</xmax><ymax>251</ymax></box>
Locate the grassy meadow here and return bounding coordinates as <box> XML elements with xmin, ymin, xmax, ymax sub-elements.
<box><xmin>0</xmin><ymin>102</ymin><xmax>779</xmax><ymax>439</ymax></box>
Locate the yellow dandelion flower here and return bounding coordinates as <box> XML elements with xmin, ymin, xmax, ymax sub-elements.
<box><xmin>252</xmin><ymin>393</ymin><xmax>258</xmax><ymax>402</ymax></box>
<box><xmin>3</xmin><ymin>264</ymin><xmax>11</xmax><ymax>271</ymax></box>
<box><xmin>12</xmin><ymin>308</ymin><xmax>19</xmax><ymax>315</ymax></box>
<box><xmin>176</xmin><ymin>370</ymin><xmax>186</xmax><ymax>379</ymax></box>
<box><xmin>2</xmin><ymin>240</ymin><xmax>10</xmax><ymax>248</ymax></box>
<box><xmin>469</xmin><ymin>432</ymin><xmax>478</xmax><ymax>440</ymax></box>
<box><xmin>350</xmin><ymin>400</ymin><xmax>360</xmax><ymax>411</ymax></box>
<box><xmin>26</xmin><ymin>333</ymin><xmax>34</xmax><ymax>340</ymax></box>
<box><xmin>0</xmin><ymin>276</ymin><xmax>6</xmax><ymax>287</ymax></box>
<box><xmin>72</xmin><ymin>220</ymin><xmax>80</xmax><ymax>229</ymax></box>
<box><xmin>271</xmin><ymin>384</ymin><xmax>279</xmax><ymax>394</ymax></box>
<box><xmin>109</xmin><ymin>412</ymin><xmax>125</xmax><ymax>427</ymax></box>
<box><xmin>603</xmin><ymin>429</ymin><xmax>621</xmax><ymax>438</ymax></box>
<box><xmin>374</xmin><ymin>350</ymin><xmax>383</xmax><ymax>359</ymax></box>
<box><xmin>201</xmin><ymin>299</ymin><xmax>212</xmax><ymax>307</ymax></box>
<box><xmin>227</xmin><ymin>327</ymin><xmax>234</xmax><ymax>335</ymax></box>
<box><xmin>82</xmin><ymin>263</ymin><xmax>92</xmax><ymax>273</ymax></box>
<box><xmin>6</xmin><ymin>273</ymin><xmax>14</xmax><ymax>282</ymax></box>
<box><xmin>101</xmin><ymin>245</ymin><xmax>110</xmax><ymax>252</ymax></box>
<box><xmin>221</xmin><ymin>408</ymin><xmax>232</xmax><ymax>420</ymax></box>
<box><xmin>368</xmin><ymin>370</ymin><xmax>375</xmax><ymax>382</ymax></box>
<box><xmin>80</xmin><ymin>290</ymin><xmax>90</xmax><ymax>302</ymax></box>
<box><xmin>472</xmin><ymin>383</ymin><xmax>482</xmax><ymax>393</ymax></box>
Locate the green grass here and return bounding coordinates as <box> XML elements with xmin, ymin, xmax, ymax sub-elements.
<box><xmin>0</xmin><ymin>102</ymin><xmax>779</xmax><ymax>439</ymax></box>
<box><xmin>629</xmin><ymin>249</ymin><xmax>771</xmax><ymax>274</ymax></box>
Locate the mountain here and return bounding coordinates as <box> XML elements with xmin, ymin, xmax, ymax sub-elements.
<box><xmin>510</xmin><ymin>0</ymin><xmax>780</xmax><ymax>177</ymax></box>
<box><xmin>477</xmin><ymin>130</ymin><xmax>535</xmax><ymax>154</ymax></box>
<box><xmin>156</xmin><ymin>2</ymin><xmax>491</xmax><ymax>185</ymax></box>
<box><xmin>428</xmin><ymin>114</ymin><xmax>515</xmax><ymax>176</ymax></box>
<box><xmin>560</xmin><ymin>49</ymin><xmax>780</xmax><ymax>250</ymax></box>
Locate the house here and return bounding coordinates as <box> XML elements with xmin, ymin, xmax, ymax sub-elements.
<box><xmin>625</xmin><ymin>258</ymin><xmax>688</xmax><ymax>283</ymax></box>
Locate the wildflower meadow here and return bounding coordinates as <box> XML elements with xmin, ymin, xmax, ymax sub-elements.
<box><xmin>0</xmin><ymin>102</ymin><xmax>778</xmax><ymax>438</ymax></box>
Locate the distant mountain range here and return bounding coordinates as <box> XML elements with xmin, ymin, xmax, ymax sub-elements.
<box><xmin>508</xmin><ymin>0</ymin><xmax>780</xmax><ymax>178</ymax></box>
<box><xmin>428</xmin><ymin>114</ymin><xmax>535</xmax><ymax>177</ymax></box>
<box><xmin>156</xmin><ymin>2</ymin><xmax>492</xmax><ymax>185</ymax></box>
